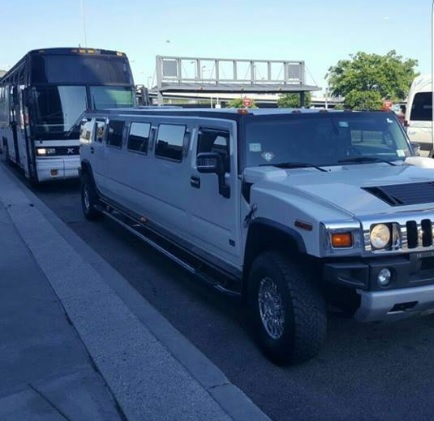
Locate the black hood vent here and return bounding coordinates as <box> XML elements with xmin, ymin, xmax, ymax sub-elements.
<box><xmin>363</xmin><ymin>182</ymin><xmax>434</xmax><ymax>206</ymax></box>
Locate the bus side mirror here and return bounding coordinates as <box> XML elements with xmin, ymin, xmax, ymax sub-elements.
<box><xmin>196</xmin><ymin>152</ymin><xmax>230</xmax><ymax>198</ymax></box>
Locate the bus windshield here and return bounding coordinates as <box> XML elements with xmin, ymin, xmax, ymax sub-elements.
<box><xmin>32</xmin><ymin>85</ymin><xmax>136</xmax><ymax>139</ymax></box>
<box><xmin>89</xmin><ymin>86</ymin><xmax>135</xmax><ymax>109</ymax></box>
<box><xmin>32</xmin><ymin>86</ymin><xmax>87</xmax><ymax>138</ymax></box>
<box><xmin>244</xmin><ymin>112</ymin><xmax>413</xmax><ymax>169</ymax></box>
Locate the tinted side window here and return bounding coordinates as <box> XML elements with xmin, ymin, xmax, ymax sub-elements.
<box><xmin>197</xmin><ymin>128</ymin><xmax>230</xmax><ymax>172</ymax></box>
<box><xmin>127</xmin><ymin>122</ymin><xmax>151</xmax><ymax>153</ymax></box>
<box><xmin>155</xmin><ymin>124</ymin><xmax>186</xmax><ymax>162</ymax></box>
<box><xmin>410</xmin><ymin>92</ymin><xmax>433</xmax><ymax>121</ymax></box>
<box><xmin>107</xmin><ymin>120</ymin><xmax>125</xmax><ymax>148</ymax></box>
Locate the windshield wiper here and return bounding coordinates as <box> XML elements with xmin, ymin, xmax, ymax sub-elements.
<box><xmin>259</xmin><ymin>162</ymin><xmax>328</xmax><ymax>172</ymax></box>
<box><xmin>337</xmin><ymin>156</ymin><xmax>396</xmax><ymax>166</ymax></box>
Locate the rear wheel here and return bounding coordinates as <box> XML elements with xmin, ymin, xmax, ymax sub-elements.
<box><xmin>249</xmin><ymin>251</ymin><xmax>327</xmax><ymax>365</ymax></box>
<box><xmin>81</xmin><ymin>172</ymin><xmax>102</xmax><ymax>220</ymax></box>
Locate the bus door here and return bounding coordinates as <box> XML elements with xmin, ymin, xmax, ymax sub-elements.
<box><xmin>9</xmin><ymin>86</ymin><xmax>20</xmax><ymax>163</ymax></box>
<box><xmin>20</xmin><ymin>87</ymin><xmax>36</xmax><ymax>180</ymax></box>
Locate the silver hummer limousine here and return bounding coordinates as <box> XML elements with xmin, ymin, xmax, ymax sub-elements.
<box><xmin>79</xmin><ymin>107</ymin><xmax>434</xmax><ymax>364</ymax></box>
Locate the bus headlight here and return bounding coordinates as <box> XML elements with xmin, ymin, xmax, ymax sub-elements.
<box><xmin>36</xmin><ymin>147</ymin><xmax>56</xmax><ymax>156</ymax></box>
<box><xmin>370</xmin><ymin>224</ymin><xmax>391</xmax><ymax>249</ymax></box>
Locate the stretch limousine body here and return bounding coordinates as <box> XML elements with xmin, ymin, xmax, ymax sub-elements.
<box><xmin>79</xmin><ymin>107</ymin><xmax>434</xmax><ymax>364</ymax></box>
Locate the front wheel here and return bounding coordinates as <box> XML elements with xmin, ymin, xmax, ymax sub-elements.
<box><xmin>81</xmin><ymin>173</ymin><xmax>102</xmax><ymax>220</ymax></box>
<box><xmin>249</xmin><ymin>251</ymin><xmax>327</xmax><ymax>365</ymax></box>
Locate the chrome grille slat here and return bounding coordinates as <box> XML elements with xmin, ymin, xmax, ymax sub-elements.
<box><xmin>422</xmin><ymin>219</ymin><xmax>433</xmax><ymax>247</ymax></box>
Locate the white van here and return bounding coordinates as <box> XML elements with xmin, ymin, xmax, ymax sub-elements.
<box><xmin>405</xmin><ymin>74</ymin><xmax>433</xmax><ymax>156</ymax></box>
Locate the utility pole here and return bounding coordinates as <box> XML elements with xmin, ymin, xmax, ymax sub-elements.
<box><xmin>81</xmin><ymin>0</ymin><xmax>88</xmax><ymax>47</ymax></box>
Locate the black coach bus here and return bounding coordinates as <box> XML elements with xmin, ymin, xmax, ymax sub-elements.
<box><xmin>0</xmin><ymin>48</ymin><xmax>136</xmax><ymax>184</ymax></box>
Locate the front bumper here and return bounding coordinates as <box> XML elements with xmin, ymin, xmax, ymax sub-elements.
<box><xmin>324</xmin><ymin>254</ymin><xmax>434</xmax><ymax>321</ymax></box>
<box><xmin>36</xmin><ymin>157</ymin><xmax>80</xmax><ymax>182</ymax></box>
<box><xmin>355</xmin><ymin>285</ymin><xmax>434</xmax><ymax>322</ymax></box>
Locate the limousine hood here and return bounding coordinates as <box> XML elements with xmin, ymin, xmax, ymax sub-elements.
<box><xmin>245</xmin><ymin>160</ymin><xmax>434</xmax><ymax>218</ymax></box>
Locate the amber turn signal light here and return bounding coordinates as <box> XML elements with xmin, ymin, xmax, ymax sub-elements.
<box><xmin>331</xmin><ymin>232</ymin><xmax>352</xmax><ymax>248</ymax></box>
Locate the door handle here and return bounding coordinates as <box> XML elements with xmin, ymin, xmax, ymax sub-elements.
<box><xmin>190</xmin><ymin>176</ymin><xmax>200</xmax><ymax>188</ymax></box>
<box><xmin>90</xmin><ymin>146</ymin><xmax>94</xmax><ymax>154</ymax></box>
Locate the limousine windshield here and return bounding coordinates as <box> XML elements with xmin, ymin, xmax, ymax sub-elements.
<box><xmin>244</xmin><ymin>112</ymin><xmax>412</xmax><ymax>168</ymax></box>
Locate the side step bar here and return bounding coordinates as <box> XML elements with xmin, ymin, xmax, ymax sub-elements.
<box><xmin>101</xmin><ymin>208</ymin><xmax>241</xmax><ymax>297</ymax></box>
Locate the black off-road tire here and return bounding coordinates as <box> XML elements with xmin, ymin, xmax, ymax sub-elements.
<box><xmin>81</xmin><ymin>172</ymin><xmax>102</xmax><ymax>220</ymax></box>
<box><xmin>249</xmin><ymin>251</ymin><xmax>327</xmax><ymax>365</ymax></box>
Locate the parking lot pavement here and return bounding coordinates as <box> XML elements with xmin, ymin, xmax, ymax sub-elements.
<box><xmin>0</xmin><ymin>162</ymin><xmax>271</xmax><ymax>421</ymax></box>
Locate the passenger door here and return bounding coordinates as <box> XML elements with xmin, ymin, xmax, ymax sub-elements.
<box><xmin>187</xmin><ymin>124</ymin><xmax>241</xmax><ymax>266</ymax></box>
<box><xmin>103</xmin><ymin>119</ymin><xmax>128</xmax><ymax>204</ymax></box>
<box><xmin>141</xmin><ymin>122</ymin><xmax>191</xmax><ymax>236</ymax></box>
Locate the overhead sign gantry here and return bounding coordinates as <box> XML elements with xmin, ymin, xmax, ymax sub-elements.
<box><xmin>154</xmin><ymin>56</ymin><xmax>319</xmax><ymax>105</ymax></box>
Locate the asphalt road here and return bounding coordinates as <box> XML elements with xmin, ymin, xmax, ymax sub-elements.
<box><xmin>9</xmin><ymin>166</ymin><xmax>434</xmax><ymax>421</ymax></box>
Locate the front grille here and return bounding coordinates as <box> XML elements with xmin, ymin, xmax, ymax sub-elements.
<box><xmin>405</xmin><ymin>218</ymin><xmax>434</xmax><ymax>249</ymax></box>
<box><xmin>363</xmin><ymin>215</ymin><xmax>434</xmax><ymax>253</ymax></box>
<box><xmin>55</xmin><ymin>146</ymin><xmax>80</xmax><ymax>155</ymax></box>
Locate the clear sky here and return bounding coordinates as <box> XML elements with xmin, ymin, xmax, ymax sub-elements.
<box><xmin>1</xmin><ymin>0</ymin><xmax>432</xmax><ymax>95</ymax></box>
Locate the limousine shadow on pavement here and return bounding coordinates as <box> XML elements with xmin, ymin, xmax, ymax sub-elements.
<box><xmin>0</xmin><ymin>161</ymin><xmax>271</xmax><ymax>421</ymax></box>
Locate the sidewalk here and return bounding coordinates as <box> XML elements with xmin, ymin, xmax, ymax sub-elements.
<box><xmin>0</xmin><ymin>162</ymin><xmax>271</xmax><ymax>421</ymax></box>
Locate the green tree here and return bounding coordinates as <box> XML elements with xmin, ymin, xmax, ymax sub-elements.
<box><xmin>277</xmin><ymin>92</ymin><xmax>311</xmax><ymax>108</ymax></box>
<box><xmin>326</xmin><ymin>50</ymin><xmax>418</xmax><ymax>110</ymax></box>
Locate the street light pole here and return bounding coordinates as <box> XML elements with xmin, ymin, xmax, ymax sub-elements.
<box><xmin>81</xmin><ymin>0</ymin><xmax>88</xmax><ymax>47</ymax></box>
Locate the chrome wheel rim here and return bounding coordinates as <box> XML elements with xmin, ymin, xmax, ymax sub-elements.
<box><xmin>258</xmin><ymin>277</ymin><xmax>285</xmax><ymax>339</ymax></box>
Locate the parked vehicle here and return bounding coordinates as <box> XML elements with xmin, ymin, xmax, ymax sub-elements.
<box><xmin>79</xmin><ymin>107</ymin><xmax>434</xmax><ymax>364</ymax></box>
<box><xmin>404</xmin><ymin>74</ymin><xmax>433</xmax><ymax>156</ymax></box>
<box><xmin>0</xmin><ymin>48</ymin><xmax>136</xmax><ymax>184</ymax></box>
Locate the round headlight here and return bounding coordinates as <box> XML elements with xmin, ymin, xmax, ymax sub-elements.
<box><xmin>377</xmin><ymin>268</ymin><xmax>392</xmax><ymax>287</ymax></box>
<box><xmin>370</xmin><ymin>224</ymin><xmax>391</xmax><ymax>249</ymax></box>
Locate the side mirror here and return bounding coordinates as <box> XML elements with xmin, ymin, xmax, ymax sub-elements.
<box><xmin>411</xmin><ymin>142</ymin><xmax>421</xmax><ymax>156</ymax></box>
<box><xmin>196</xmin><ymin>152</ymin><xmax>224</xmax><ymax>174</ymax></box>
<box><xmin>196</xmin><ymin>152</ymin><xmax>230</xmax><ymax>198</ymax></box>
